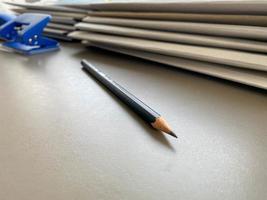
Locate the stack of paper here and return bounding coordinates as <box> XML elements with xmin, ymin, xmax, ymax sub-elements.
<box><xmin>65</xmin><ymin>0</ymin><xmax>267</xmax><ymax>89</ymax></box>
<box><xmin>5</xmin><ymin>1</ymin><xmax>87</xmax><ymax>41</ymax></box>
<box><xmin>3</xmin><ymin>0</ymin><xmax>267</xmax><ymax>89</ymax></box>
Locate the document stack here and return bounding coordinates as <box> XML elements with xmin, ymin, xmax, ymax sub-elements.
<box><xmin>66</xmin><ymin>0</ymin><xmax>267</xmax><ymax>90</ymax></box>
<box><xmin>6</xmin><ymin>1</ymin><xmax>87</xmax><ymax>41</ymax></box>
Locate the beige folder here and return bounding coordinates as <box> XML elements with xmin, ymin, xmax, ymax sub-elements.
<box><xmin>68</xmin><ymin>31</ymin><xmax>267</xmax><ymax>72</ymax></box>
<box><xmin>44</xmin><ymin>28</ymin><xmax>68</xmax><ymax>35</ymax></box>
<box><xmin>88</xmin><ymin>11</ymin><xmax>267</xmax><ymax>26</ymax></box>
<box><xmin>47</xmin><ymin>23</ymin><xmax>76</xmax><ymax>31</ymax></box>
<box><xmin>76</xmin><ymin>23</ymin><xmax>267</xmax><ymax>53</ymax></box>
<box><xmin>50</xmin><ymin>16</ymin><xmax>76</xmax><ymax>25</ymax></box>
<box><xmin>83</xmin><ymin>41</ymin><xmax>267</xmax><ymax>90</ymax></box>
<box><xmin>11</xmin><ymin>8</ymin><xmax>77</xmax><ymax>25</ymax></box>
<box><xmin>83</xmin><ymin>16</ymin><xmax>267</xmax><ymax>40</ymax></box>
<box><xmin>43</xmin><ymin>33</ymin><xmax>73</xmax><ymax>41</ymax></box>
<box><xmin>20</xmin><ymin>9</ymin><xmax>86</xmax><ymax>20</ymax></box>
<box><xmin>85</xmin><ymin>0</ymin><xmax>267</xmax><ymax>14</ymax></box>
<box><xmin>5</xmin><ymin>1</ymin><xmax>86</xmax><ymax>13</ymax></box>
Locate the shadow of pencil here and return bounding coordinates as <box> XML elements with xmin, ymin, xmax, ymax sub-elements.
<box><xmin>81</xmin><ymin>67</ymin><xmax>176</xmax><ymax>152</ymax></box>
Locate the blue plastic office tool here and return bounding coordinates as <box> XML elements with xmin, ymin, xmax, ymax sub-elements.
<box><xmin>0</xmin><ymin>14</ymin><xmax>15</xmax><ymax>26</ymax></box>
<box><xmin>0</xmin><ymin>13</ymin><xmax>59</xmax><ymax>55</ymax></box>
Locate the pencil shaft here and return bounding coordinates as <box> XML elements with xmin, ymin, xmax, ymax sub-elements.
<box><xmin>81</xmin><ymin>59</ymin><xmax>160</xmax><ymax>123</ymax></box>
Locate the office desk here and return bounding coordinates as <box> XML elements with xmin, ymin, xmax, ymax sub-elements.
<box><xmin>0</xmin><ymin>43</ymin><xmax>266</xmax><ymax>200</ymax></box>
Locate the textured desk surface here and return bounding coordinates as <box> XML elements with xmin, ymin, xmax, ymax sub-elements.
<box><xmin>0</xmin><ymin>43</ymin><xmax>266</xmax><ymax>200</ymax></box>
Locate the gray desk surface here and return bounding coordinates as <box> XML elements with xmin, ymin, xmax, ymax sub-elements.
<box><xmin>0</xmin><ymin>43</ymin><xmax>266</xmax><ymax>200</ymax></box>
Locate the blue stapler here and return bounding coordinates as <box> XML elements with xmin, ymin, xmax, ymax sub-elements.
<box><xmin>0</xmin><ymin>13</ymin><xmax>15</xmax><ymax>26</ymax></box>
<box><xmin>0</xmin><ymin>13</ymin><xmax>60</xmax><ymax>55</ymax></box>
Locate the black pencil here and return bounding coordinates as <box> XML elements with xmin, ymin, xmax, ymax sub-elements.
<box><xmin>81</xmin><ymin>59</ymin><xmax>177</xmax><ymax>138</ymax></box>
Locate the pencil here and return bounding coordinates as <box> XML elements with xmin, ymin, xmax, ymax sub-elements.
<box><xmin>81</xmin><ymin>59</ymin><xmax>177</xmax><ymax>138</ymax></box>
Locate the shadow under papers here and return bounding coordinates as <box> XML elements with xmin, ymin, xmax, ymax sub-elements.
<box><xmin>73</xmin><ymin>46</ymin><xmax>267</xmax><ymax>96</ymax></box>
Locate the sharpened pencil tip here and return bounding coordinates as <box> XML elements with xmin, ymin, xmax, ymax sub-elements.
<box><xmin>167</xmin><ymin>131</ymin><xmax>178</xmax><ymax>138</ymax></box>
